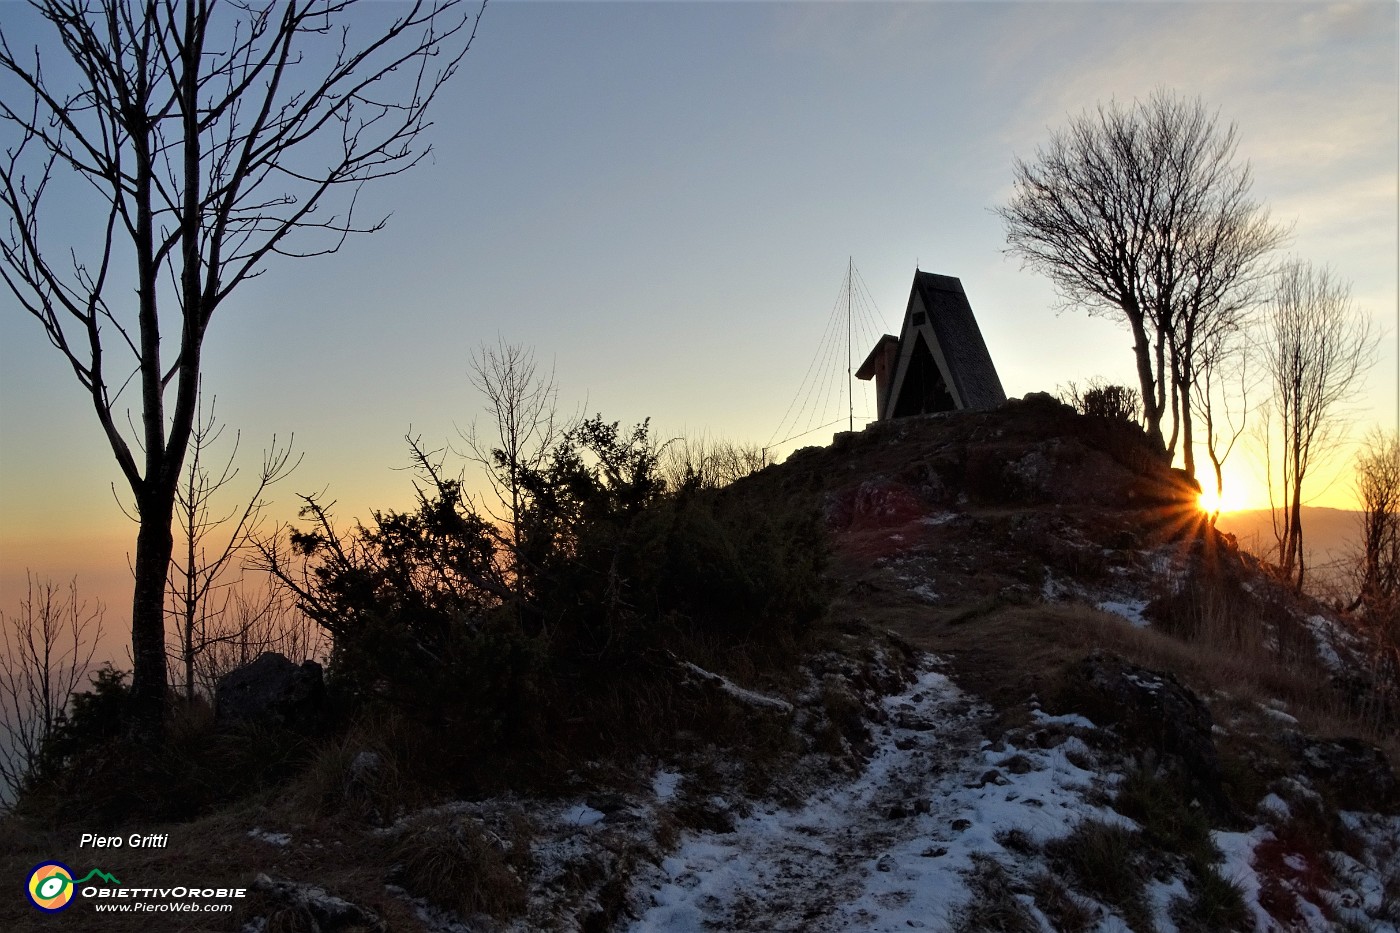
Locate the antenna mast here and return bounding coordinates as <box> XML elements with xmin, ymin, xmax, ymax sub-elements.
<box><xmin>847</xmin><ymin>255</ymin><xmax>853</xmax><ymax>433</ymax></box>
<box><xmin>768</xmin><ymin>257</ymin><xmax>882</xmax><ymax>452</ymax></box>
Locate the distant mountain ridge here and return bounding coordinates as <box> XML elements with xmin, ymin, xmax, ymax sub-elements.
<box><xmin>1216</xmin><ymin>506</ymin><xmax>1362</xmax><ymax>592</ymax></box>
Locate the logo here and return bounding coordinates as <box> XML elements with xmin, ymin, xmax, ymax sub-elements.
<box><xmin>25</xmin><ymin>862</ymin><xmax>121</xmax><ymax>913</ymax></box>
<box><xmin>26</xmin><ymin>862</ymin><xmax>75</xmax><ymax>913</ymax></box>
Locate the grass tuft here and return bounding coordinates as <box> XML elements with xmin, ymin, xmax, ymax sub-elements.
<box><xmin>1171</xmin><ymin>865</ymin><xmax>1249</xmax><ymax>933</ymax></box>
<box><xmin>953</xmin><ymin>854</ymin><xmax>1039</xmax><ymax>933</ymax></box>
<box><xmin>1114</xmin><ymin>769</ymin><xmax>1216</xmax><ymax>871</ymax></box>
<box><xmin>1045</xmin><ymin>818</ymin><xmax>1154</xmax><ymax>932</ymax></box>
<box><xmin>392</xmin><ymin>816</ymin><xmax>529</xmax><ymax>918</ymax></box>
<box><xmin>1030</xmin><ymin>872</ymin><xmax>1095</xmax><ymax>933</ymax></box>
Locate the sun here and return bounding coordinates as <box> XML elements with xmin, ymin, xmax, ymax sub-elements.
<box><xmin>1197</xmin><ymin>481</ymin><xmax>1256</xmax><ymax>515</ymax></box>
<box><xmin>1198</xmin><ymin>486</ymin><xmax>1223</xmax><ymax>515</ymax></box>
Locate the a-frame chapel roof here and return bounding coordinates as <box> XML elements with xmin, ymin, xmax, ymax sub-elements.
<box><xmin>858</xmin><ymin>271</ymin><xmax>1006</xmax><ymax>420</ymax></box>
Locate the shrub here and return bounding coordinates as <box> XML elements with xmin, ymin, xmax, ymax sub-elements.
<box><xmin>32</xmin><ymin>665</ymin><xmax>130</xmax><ymax>781</ymax></box>
<box><xmin>1061</xmin><ymin>379</ymin><xmax>1142</xmax><ymax>423</ymax></box>
<box><xmin>257</xmin><ymin>413</ymin><xmax>829</xmax><ymax>793</ymax></box>
<box><xmin>1083</xmin><ymin>385</ymin><xmax>1141</xmax><ymax>422</ymax></box>
<box><xmin>22</xmin><ymin>670</ymin><xmax>312</xmax><ymax>824</ymax></box>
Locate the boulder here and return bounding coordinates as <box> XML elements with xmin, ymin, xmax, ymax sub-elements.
<box><xmin>215</xmin><ymin>652</ymin><xmax>324</xmax><ymax>731</ymax></box>
<box><xmin>1281</xmin><ymin>733</ymin><xmax>1397</xmax><ymax>811</ymax></box>
<box><xmin>1059</xmin><ymin>652</ymin><xmax>1232</xmax><ymax>819</ymax></box>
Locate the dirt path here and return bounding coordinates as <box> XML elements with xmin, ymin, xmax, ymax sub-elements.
<box><xmin>625</xmin><ymin>660</ymin><xmax>1116</xmax><ymax>932</ymax></box>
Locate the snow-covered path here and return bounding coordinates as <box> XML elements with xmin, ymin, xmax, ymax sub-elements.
<box><xmin>627</xmin><ymin>662</ymin><xmax>1123</xmax><ymax>932</ymax></box>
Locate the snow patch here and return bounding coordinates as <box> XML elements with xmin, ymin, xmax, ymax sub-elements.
<box><xmin>1096</xmin><ymin>598</ymin><xmax>1150</xmax><ymax>628</ymax></box>
<box><xmin>652</xmin><ymin>770</ymin><xmax>681</xmax><ymax>802</ymax></box>
<box><xmin>1303</xmin><ymin>614</ymin><xmax>1344</xmax><ymax>671</ymax></box>
<box><xmin>1258</xmin><ymin>793</ymin><xmax>1291</xmax><ymax>821</ymax></box>
<box><xmin>677</xmin><ymin>660</ymin><xmax>794</xmax><ymax>713</ymax></box>
<box><xmin>561</xmin><ymin>804</ymin><xmax>606</xmax><ymax>827</ymax></box>
<box><xmin>1031</xmin><ymin>708</ymin><xmax>1096</xmax><ymax>730</ymax></box>
<box><xmin>910</xmin><ymin>582</ymin><xmax>939</xmax><ymax>603</ymax></box>
<box><xmin>385</xmin><ymin>884</ymin><xmax>482</xmax><ymax>933</ymax></box>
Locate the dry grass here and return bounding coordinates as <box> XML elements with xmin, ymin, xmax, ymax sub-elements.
<box><xmin>1</xmin><ymin>799</ymin><xmax>379</xmax><ymax>933</ymax></box>
<box><xmin>953</xmin><ymin>853</ymin><xmax>1039</xmax><ymax>933</ymax></box>
<box><xmin>1030</xmin><ymin>872</ymin><xmax>1095</xmax><ymax>932</ymax></box>
<box><xmin>1171</xmin><ymin>866</ymin><xmax>1250</xmax><ymax>933</ymax></box>
<box><xmin>866</xmin><ymin>585</ymin><xmax>1397</xmax><ymax>769</ymax></box>
<box><xmin>1069</xmin><ymin>607</ymin><xmax>1399</xmax><ymax>766</ymax></box>
<box><xmin>1044</xmin><ymin>819</ymin><xmax>1153</xmax><ymax>932</ymax></box>
<box><xmin>291</xmin><ymin>714</ymin><xmax>421</xmax><ymax>825</ymax></box>
<box><xmin>1</xmin><ymin>759</ymin><xmax>519</xmax><ymax>933</ymax></box>
<box><xmin>392</xmin><ymin>815</ymin><xmax>528</xmax><ymax>918</ymax></box>
<box><xmin>1114</xmin><ymin>769</ymin><xmax>1215</xmax><ymax>867</ymax></box>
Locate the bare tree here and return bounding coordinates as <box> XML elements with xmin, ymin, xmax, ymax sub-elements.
<box><xmin>1262</xmin><ymin>260</ymin><xmax>1377</xmax><ymax>589</ymax></box>
<box><xmin>166</xmin><ymin>390</ymin><xmax>299</xmax><ymax>701</ymax></box>
<box><xmin>1346</xmin><ymin>430</ymin><xmax>1400</xmax><ymax>724</ymax></box>
<box><xmin>458</xmin><ymin>340</ymin><xmax>567</xmax><ymax>548</ymax></box>
<box><xmin>1352</xmin><ymin>430</ymin><xmax>1400</xmax><ymax>613</ymax></box>
<box><xmin>999</xmin><ymin>90</ymin><xmax>1285</xmax><ymax>472</ymax></box>
<box><xmin>0</xmin><ymin>0</ymin><xmax>485</xmax><ymax>736</ymax></box>
<box><xmin>0</xmin><ymin>574</ymin><xmax>104</xmax><ymax>805</ymax></box>
<box><xmin>659</xmin><ymin>432</ymin><xmax>772</xmax><ymax>491</ymax></box>
<box><xmin>1191</xmin><ymin>315</ymin><xmax>1253</xmax><ymax>524</ymax></box>
<box><xmin>191</xmin><ymin>583</ymin><xmax>326</xmax><ymax>699</ymax></box>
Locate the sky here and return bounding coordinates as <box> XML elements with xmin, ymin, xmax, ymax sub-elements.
<box><xmin>0</xmin><ymin>0</ymin><xmax>1396</xmax><ymax>639</ymax></box>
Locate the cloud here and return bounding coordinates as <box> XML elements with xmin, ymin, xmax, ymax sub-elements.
<box><xmin>991</xmin><ymin>2</ymin><xmax>1396</xmax><ymax>156</ymax></box>
<box><xmin>1270</xmin><ymin>170</ymin><xmax>1398</xmax><ymax>247</ymax></box>
<box><xmin>1297</xmin><ymin>2</ymin><xmax>1392</xmax><ymax>45</ymax></box>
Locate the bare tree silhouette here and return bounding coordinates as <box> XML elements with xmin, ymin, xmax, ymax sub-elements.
<box><xmin>1352</xmin><ymin>430</ymin><xmax>1400</xmax><ymax>614</ymax></box>
<box><xmin>459</xmin><ymin>341</ymin><xmax>568</xmax><ymax>550</ymax></box>
<box><xmin>0</xmin><ymin>0</ymin><xmax>486</xmax><ymax>737</ymax></box>
<box><xmin>1262</xmin><ymin>260</ymin><xmax>1376</xmax><ymax>590</ymax></box>
<box><xmin>166</xmin><ymin>390</ymin><xmax>300</xmax><ymax>701</ymax></box>
<box><xmin>0</xmin><ymin>575</ymin><xmax>104</xmax><ymax>805</ymax></box>
<box><xmin>999</xmin><ymin>91</ymin><xmax>1285</xmax><ymax>474</ymax></box>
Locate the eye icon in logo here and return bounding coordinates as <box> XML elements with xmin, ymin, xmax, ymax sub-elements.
<box><xmin>27</xmin><ymin>862</ymin><xmax>76</xmax><ymax>912</ymax></box>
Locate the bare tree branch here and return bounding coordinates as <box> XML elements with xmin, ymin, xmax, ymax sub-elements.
<box><xmin>0</xmin><ymin>0</ymin><xmax>486</xmax><ymax>737</ymax></box>
<box><xmin>167</xmin><ymin>387</ymin><xmax>302</xmax><ymax>701</ymax></box>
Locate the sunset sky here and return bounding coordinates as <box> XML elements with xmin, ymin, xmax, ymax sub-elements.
<box><xmin>0</xmin><ymin>1</ymin><xmax>1396</xmax><ymax>637</ymax></box>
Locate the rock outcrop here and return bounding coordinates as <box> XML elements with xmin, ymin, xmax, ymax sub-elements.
<box><xmin>215</xmin><ymin>652</ymin><xmax>325</xmax><ymax>731</ymax></box>
<box><xmin>1059</xmin><ymin>652</ymin><xmax>1233</xmax><ymax>820</ymax></box>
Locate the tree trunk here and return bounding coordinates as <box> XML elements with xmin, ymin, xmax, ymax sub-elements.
<box><xmin>130</xmin><ymin>494</ymin><xmax>173</xmax><ymax>740</ymax></box>
<box><xmin>1179</xmin><ymin>379</ymin><xmax>1195</xmax><ymax>479</ymax></box>
<box><xmin>1126</xmin><ymin>299</ymin><xmax>1167</xmax><ymax>456</ymax></box>
<box><xmin>1282</xmin><ymin>468</ymin><xmax>1305</xmax><ymax>588</ymax></box>
<box><xmin>1291</xmin><ymin>487</ymin><xmax>1306</xmax><ymax>590</ymax></box>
